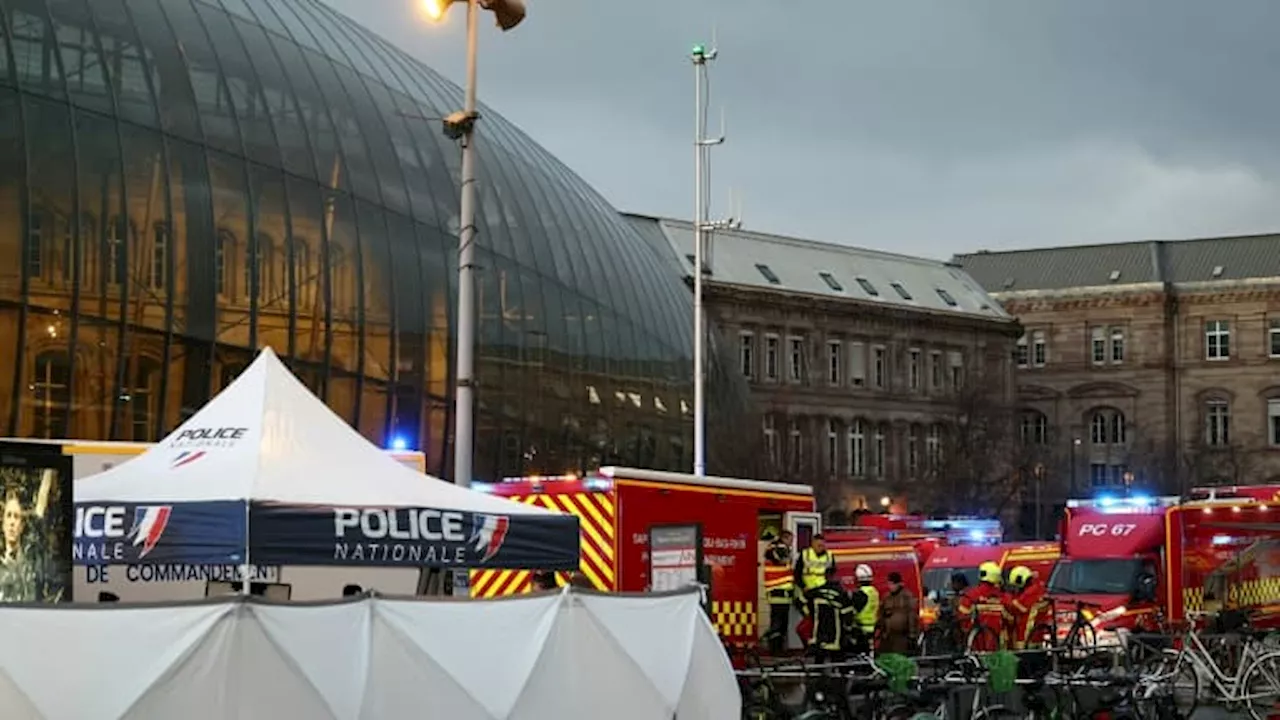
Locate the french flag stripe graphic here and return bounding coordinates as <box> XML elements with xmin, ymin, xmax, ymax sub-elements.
<box><xmin>172</xmin><ymin>450</ymin><xmax>206</xmax><ymax>468</ymax></box>
<box><xmin>133</xmin><ymin>507</ymin><xmax>172</xmax><ymax>558</ymax></box>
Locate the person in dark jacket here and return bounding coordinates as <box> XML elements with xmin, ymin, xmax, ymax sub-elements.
<box><xmin>879</xmin><ymin>571</ymin><xmax>919</xmax><ymax>655</ymax></box>
<box><xmin>806</xmin><ymin>568</ymin><xmax>854</xmax><ymax>665</ymax></box>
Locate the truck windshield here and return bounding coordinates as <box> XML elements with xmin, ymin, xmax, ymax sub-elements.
<box><xmin>1048</xmin><ymin>558</ymin><xmax>1142</xmax><ymax>595</ymax></box>
<box><xmin>922</xmin><ymin>567</ymin><xmax>979</xmax><ymax>595</ymax></box>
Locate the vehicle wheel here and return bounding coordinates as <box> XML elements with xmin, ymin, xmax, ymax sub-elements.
<box><xmin>1132</xmin><ymin>650</ymin><xmax>1198</xmax><ymax>720</ymax></box>
<box><xmin>1242</xmin><ymin>650</ymin><xmax>1280</xmax><ymax>720</ymax></box>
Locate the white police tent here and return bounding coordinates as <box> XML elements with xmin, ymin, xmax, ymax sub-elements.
<box><xmin>73</xmin><ymin>347</ymin><xmax>579</xmax><ymax>582</ymax></box>
<box><xmin>0</xmin><ymin>586</ymin><xmax>738</xmax><ymax>720</ymax></box>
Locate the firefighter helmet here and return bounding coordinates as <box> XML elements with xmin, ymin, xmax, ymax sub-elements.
<box><xmin>855</xmin><ymin>564</ymin><xmax>873</xmax><ymax>582</ymax></box>
<box><xmin>979</xmin><ymin>561</ymin><xmax>1002</xmax><ymax>584</ymax></box>
<box><xmin>1009</xmin><ymin>566</ymin><xmax>1033</xmax><ymax>588</ymax></box>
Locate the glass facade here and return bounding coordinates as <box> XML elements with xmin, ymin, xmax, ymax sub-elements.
<box><xmin>0</xmin><ymin>0</ymin><xmax>718</xmax><ymax>479</ymax></box>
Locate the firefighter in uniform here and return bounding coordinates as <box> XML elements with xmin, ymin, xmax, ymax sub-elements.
<box><xmin>956</xmin><ymin>560</ymin><xmax>1006</xmax><ymax>651</ymax></box>
<box><xmin>793</xmin><ymin>534</ymin><xmax>835</xmax><ymax>646</ymax></box>
<box><xmin>806</xmin><ymin>566</ymin><xmax>854</xmax><ymax>665</ymax></box>
<box><xmin>1005</xmin><ymin>565</ymin><xmax>1050</xmax><ymax>650</ymax></box>
<box><xmin>847</xmin><ymin>563</ymin><xmax>880</xmax><ymax>654</ymax></box>
<box><xmin>761</xmin><ymin>530</ymin><xmax>794</xmax><ymax>653</ymax></box>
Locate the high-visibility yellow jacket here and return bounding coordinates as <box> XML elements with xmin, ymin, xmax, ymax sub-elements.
<box><xmin>795</xmin><ymin>548</ymin><xmax>834</xmax><ymax>592</ymax></box>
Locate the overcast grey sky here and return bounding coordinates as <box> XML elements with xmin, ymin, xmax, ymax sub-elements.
<box><xmin>324</xmin><ymin>1</ymin><xmax>1280</xmax><ymax>259</ymax></box>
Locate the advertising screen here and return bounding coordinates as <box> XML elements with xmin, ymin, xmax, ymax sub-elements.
<box><xmin>0</xmin><ymin>444</ymin><xmax>72</xmax><ymax>603</ymax></box>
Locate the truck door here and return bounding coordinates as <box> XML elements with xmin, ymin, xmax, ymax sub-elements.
<box><xmin>785</xmin><ymin>512</ymin><xmax>822</xmax><ymax>555</ymax></box>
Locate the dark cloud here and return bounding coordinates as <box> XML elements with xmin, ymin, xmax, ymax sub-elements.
<box><xmin>324</xmin><ymin>0</ymin><xmax>1280</xmax><ymax>257</ymax></box>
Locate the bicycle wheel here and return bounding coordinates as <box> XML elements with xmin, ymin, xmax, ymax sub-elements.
<box><xmin>1242</xmin><ymin>650</ymin><xmax>1280</xmax><ymax>720</ymax></box>
<box><xmin>1132</xmin><ymin>650</ymin><xmax>1198</xmax><ymax>720</ymax></box>
<box><xmin>1027</xmin><ymin>623</ymin><xmax>1057</xmax><ymax>651</ymax></box>
<box><xmin>971</xmin><ymin>705</ymin><xmax>1019</xmax><ymax>719</ymax></box>
<box><xmin>920</xmin><ymin>626</ymin><xmax>956</xmax><ymax>657</ymax></box>
<box><xmin>1063</xmin><ymin>620</ymin><xmax>1096</xmax><ymax>654</ymax></box>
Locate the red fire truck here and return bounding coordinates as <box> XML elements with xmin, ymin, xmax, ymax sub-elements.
<box><xmin>1052</xmin><ymin>494</ymin><xmax>1280</xmax><ymax>643</ymax></box>
<box><xmin>468</xmin><ymin>467</ymin><xmax>820</xmax><ymax>648</ymax></box>
<box><xmin>918</xmin><ymin>542</ymin><xmax>1060</xmax><ymax>624</ymax></box>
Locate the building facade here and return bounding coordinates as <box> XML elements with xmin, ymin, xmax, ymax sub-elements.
<box><xmin>955</xmin><ymin>234</ymin><xmax>1280</xmax><ymax>496</ymax></box>
<box><xmin>0</xmin><ymin>0</ymin><xmax>727</xmax><ymax>481</ymax></box>
<box><xmin>629</xmin><ymin>215</ymin><xmax>1021</xmax><ymax>512</ymax></box>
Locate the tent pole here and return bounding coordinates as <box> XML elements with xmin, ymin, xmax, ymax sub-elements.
<box><xmin>240</xmin><ymin>501</ymin><xmax>251</xmax><ymax>597</ymax></box>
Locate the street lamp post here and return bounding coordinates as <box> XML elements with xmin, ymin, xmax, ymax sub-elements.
<box><xmin>421</xmin><ymin>0</ymin><xmax>525</xmax><ymax>489</ymax></box>
<box><xmin>689</xmin><ymin>43</ymin><xmax>734</xmax><ymax>478</ymax></box>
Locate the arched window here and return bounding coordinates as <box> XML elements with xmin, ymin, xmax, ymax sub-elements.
<box><xmin>294</xmin><ymin>239</ymin><xmax>312</xmax><ymax>309</ymax></box>
<box><xmin>106</xmin><ymin>216</ymin><xmax>127</xmax><ymax>287</ymax></box>
<box><xmin>32</xmin><ymin>351</ymin><xmax>71</xmax><ymax>439</ymax></box>
<box><xmin>1089</xmin><ymin>408</ymin><xmax>1126</xmax><ymax>445</ymax></box>
<box><xmin>25</xmin><ymin>205</ymin><xmax>44</xmax><ymax>280</ymax></box>
<box><xmin>872</xmin><ymin>423</ymin><xmax>887</xmax><ymax>479</ymax></box>
<box><xmin>1020</xmin><ymin>410</ymin><xmax>1049</xmax><ymax>445</ymax></box>
<box><xmin>246</xmin><ymin>233</ymin><xmax>270</xmax><ymax>303</ymax></box>
<box><xmin>926</xmin><ymin>424</ymin><xmax>942</xmax><ymax>469</ymax></box>
<box><xmin>826</xmin><ymin>419</ymin><xmax>838</xmax><ymax>475</ymax></box>
<box><xmin>216</xmin><ymin>230</ymin><xmax>235</xmax><ymax>298</ymax></box>
<box><xmin>907</xmin><ymin>424</ymin><xmax>922</xmax><ymax>478</ymax></box>
<box><xmin>129</xmin><ymin>357</ymin><xmax>163</xmax><ymax>441</ymax></box>
<box><xmin>788</xmin><ymin>419</ymin><xmax>802</xmax><ymax>472</ymax></box>
<box><xmin>847</xmin><ymin>419</ymin><xmax>865</xmax><ymax>477</ymax></box>
<box><xmin>150</xmin><ymin>222</ymin><xmax>169</xmax><ymax>291</ymax></box>
<box><xmin>329</xmin><ymin>244</ymin><xmax>348</xmax><ymax>313</ymax></box>
<box><xmin>1205</xmin><ymin>398</ymin><xmax>1230</xmax><ymax>447</ymax></box>
<box><xmin>762</xmin><ymin>415</ymin><xmax>778</xmax><ymax>466</ymax></box>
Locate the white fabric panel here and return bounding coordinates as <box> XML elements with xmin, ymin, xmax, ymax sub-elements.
<box><xmin>363</xmin><ymin>612</ymin><xmax>493</xmax><ymax>719</ymax></box>
<box><xmin>120</xmin><ymin>610</ymin><xmax>238</xmax><ymax>720</ymax></box>
<box><xmin>76</xmin><ymin>347</ymin><xmax>559</xmax><ymax>517</ymax></box>
<box><xmin>0</xmin><ymin>588</ymin><xmax>739</xmax><ymax>720</ymax></box>
<box><xmin>254</xmin><ymin>601</ymin><xmax>371</xmax><ymax>720</ymax></box>
<box><xmin>377</xmin><ymin>594</ymin><xmax>560</xmax><ymax>718</ymax></box>
<box><xmin>576</xmin><ymin>590</ymin><xmax>698</xmax><ymax>708</ymax></box>
<box><xmin>0</xmin><ymin>669</ymin><xmax>44</xmax><ymax>720</ymax></box>
<box><xmin>678</xmin><ymin>611</ymin><xmax>744</xmax><ymax>718</ymax></box>
<box><xmin>0</xmin><ymin>603</ymin><xmax>229</xmax><ymax>720</ymax></box>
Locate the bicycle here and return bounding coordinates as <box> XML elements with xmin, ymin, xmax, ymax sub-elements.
<box><xmin>1133</xmin><ymin>610</ymin><xmax>1280</xmax><ymax>720</ymax></box>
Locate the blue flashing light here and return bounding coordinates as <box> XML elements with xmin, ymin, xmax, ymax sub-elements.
<box><xmin>1097</xmin><ymin>495</ymin><xmax>1116</xmax><ymax>508</ymax></box>
<box><xmin>1129</xmin><ymin>494</ymin><xmax>1152</xmax><ymax>507</ymax></box>
<box><xmin>969</xmin><ymin>529</ymin><xmax>985</xmax><ymax>541</ymax></box>
<box><xmin>389</xmin><ymin>435</ymin><xmax>409</xmax><ymax>451</ymax></box>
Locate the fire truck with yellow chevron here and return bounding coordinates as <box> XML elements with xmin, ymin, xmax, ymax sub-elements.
<box><xmin>1051</xmin><ymin>492</ymin><xmax>1280</xmax><ymax>643</ymax></box>
<box><xmin>470</xmin><ymin>467</ymin><xmax>840</xmax><ymax>648</ymax></box>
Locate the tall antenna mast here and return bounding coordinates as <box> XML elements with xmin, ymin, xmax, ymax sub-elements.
<box><xmin>691</xmin><ymin>38</ymin><xmax>739</xmax><ymax>478</ymax></box>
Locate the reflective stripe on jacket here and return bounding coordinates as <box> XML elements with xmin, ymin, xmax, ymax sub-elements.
<box><xmin>799</xmin><ymin>548</ymin><xmax>833</xmax><ymax>591</ymax></box>
<box><xmin>763</xmin><ymin>565</ymin><xmax>794</xmax><ymax>604</ymax></box>
<box><xmin>855</xmin><ymin>584</ymin><xmax>880</xmax><ymax>633</ymax></box>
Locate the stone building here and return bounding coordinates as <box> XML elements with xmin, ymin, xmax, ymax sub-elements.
<box><xmin>627</xmin><ymin>215</ymin><xmax>1021</xmax><ymax>512</ymax></box>
<box><xmin>954</xmin><ymin>234</ymin><xmax>1280</xmax><ymax>496</ymax></box>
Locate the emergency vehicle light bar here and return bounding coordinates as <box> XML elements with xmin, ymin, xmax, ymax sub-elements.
<box><xmin>1066</xmin><ymin>495</ymin><xmax>1180</xmax><ymax>510</ymax></box>
<box><xmin>596</xmin><ymin>466</ymin><xmax>814</xmax><ymax>496</ymax></box>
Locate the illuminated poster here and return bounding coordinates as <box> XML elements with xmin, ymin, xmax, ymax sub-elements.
<box><xmin>649</xmin><ymin>524</ymin><xmax>702</xmax><ymax>593</ymax></box>
<box><xmin>0</xmin><ymin>451</ymin><xmax>72</xmax><ymax>603</ymax></box>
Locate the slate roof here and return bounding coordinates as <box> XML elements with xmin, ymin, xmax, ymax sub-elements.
<box><xmin>952</xmin><ymin>233</ymin><xmax>1280</xmax><ymax>293</ymax></box>
<box><xmin>623</xmin><ymin>214</ymin><xmax>1012</xmax><ymax>321</ymax></box>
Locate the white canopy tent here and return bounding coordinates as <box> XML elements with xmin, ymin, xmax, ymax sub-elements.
<box><xmin>76</xmin><ymin>346</ymin><xmax>554</xmax><ymax>511</ymax></box>
<box><xmin>0</xmin><ymin>588</ymin><xmax>739</xmax><ymax>719</ymax></box>
<box><xmin>74</xmin><ymin>347</ymin><xmax>578</xmax><ymax>570</ymax></box>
